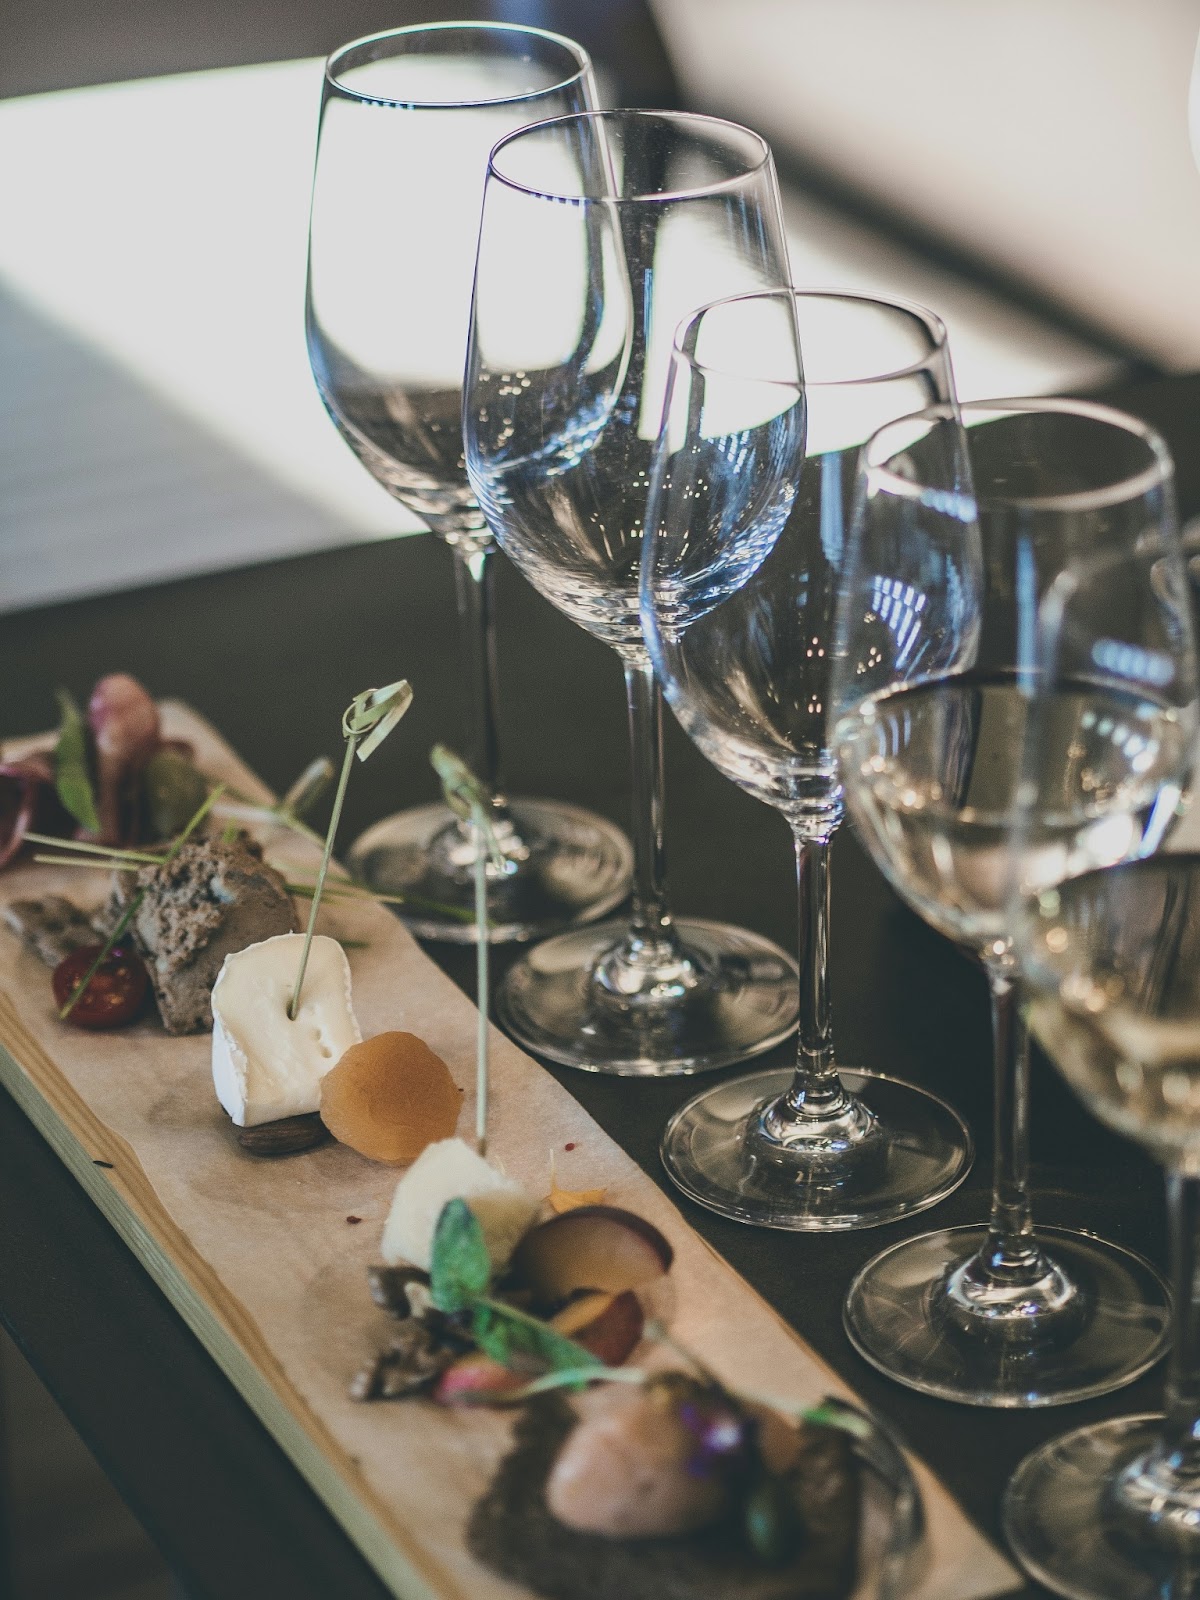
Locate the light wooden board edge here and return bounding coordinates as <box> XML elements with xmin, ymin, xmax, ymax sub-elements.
<box><xmin>0</xmin><ymin>996</ymin><xmax>453</xmax><ymax>1600</ymax></box>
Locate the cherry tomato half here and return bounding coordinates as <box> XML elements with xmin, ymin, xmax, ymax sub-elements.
<box><xmin>52</xmin><ymin>943</ymin><xmax>149</xmax><ymax>1031</ymax></box>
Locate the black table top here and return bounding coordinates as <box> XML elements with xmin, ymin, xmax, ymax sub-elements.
<box><xmin>5</xmin><ymin>370</ymin><xmax>1199</xmax><ymax>1600</ymax></box>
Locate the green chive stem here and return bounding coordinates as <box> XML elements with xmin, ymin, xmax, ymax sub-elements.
<box><xmin>25</xmin><ymin>833</ymin><xmax>166</xmax><ymax>865</ymax></box>
<box><xmin>474</xmin><ymin>807</ymin><xmax>489</xmax><ymax>1157</ymax></box>
<box><xmin>288</xmin><ymin>731</ymin><xmax>357</xmax><ymax>1022</ymax></box>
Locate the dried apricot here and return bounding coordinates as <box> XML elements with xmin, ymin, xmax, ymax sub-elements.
<box><xmin>319</xmin><ymin>1032</ymin><xmax>463</xmax><ymax>1162</ymax></box>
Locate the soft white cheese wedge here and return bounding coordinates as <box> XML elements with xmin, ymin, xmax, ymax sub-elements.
<box><xmin>381</xmin><ymin>1137</ymin><xmax>538</xmax><ymax>1273</ymax></box>
<box><xmin>211</xmin><ymin>932</ymin><xmax>361</xmax><ymax>1127</ymax></box>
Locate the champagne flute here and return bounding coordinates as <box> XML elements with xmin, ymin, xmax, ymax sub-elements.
<box><xmin>465</xmin><ymin>109</ymin><xmax>799</xmax><ymax>1074</ymax></box>
<box><xmin>641</xmin><ymin>287</ymin><xmax>972</xmax><ymax>1227</ymax></box>
<box><xmin>832</xmin><ymin>399</ymin><xmax>1182</xmax><ymax>1404</ymax></box>
<box><xmin>305</xmin><ymin>22</ymin><xmax>632</xmax><ymax>943</ymax></box>
<box><xmin>1003</xmin><ymin>537</ymin><xmax>1200</xmax><ymax>1599</ymax></box>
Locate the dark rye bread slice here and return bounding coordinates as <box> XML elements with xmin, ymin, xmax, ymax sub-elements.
<box><xmin>112</xmin><ymin>834</ymin><xmax>298</xmax><ymax>1034</ymax></box>
<box><xmin>468</xmin><ymin>1398</ymin><xmax>859</xmax><ymax>1600</ymax></box>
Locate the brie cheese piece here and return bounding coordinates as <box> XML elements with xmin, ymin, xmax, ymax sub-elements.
<box><xmin>211</xmin><ymin>932</ymin><xmax>361</xmax><ymax>1127</ymax></box>
<box><xmin>381</xmin><ymin>1137</ymin><xmax>538</xmax><ymax>1273</ymax></box>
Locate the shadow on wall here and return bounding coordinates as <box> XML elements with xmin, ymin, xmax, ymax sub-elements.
<box><xmin>0</xmin><ymin>0</ymin><xmax>679</xmax><ymax>104</ymax></box>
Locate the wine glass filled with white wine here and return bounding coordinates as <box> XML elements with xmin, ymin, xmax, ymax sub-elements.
<box><xmin>833</xmin><ymin>399</ymin><xmax>1190</xmax><ymax>1406</ymax></box>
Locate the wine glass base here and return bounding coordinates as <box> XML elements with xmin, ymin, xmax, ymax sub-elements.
<box><xmin>660</xmin><ymin>1068</ymin><xmax>972</xmax><ymax>1230</ymax></box>
<box><xmin>845</xmin><ymin>1225</ymin><xmax>1170</xmax><ymax>1408</ymax></box>
<box><xmin>497</xmin><ymin>917</ymin><xmax>798</xmax><ymax>1076</ymax></box>
<box><xmin>1003</xmin><ymin>1415</ymin><xmax>1200</xmax><ymax>1599</ymax></box>
<box><xmin>348</xmin><ymin>798</ymin><xmax>633</xmax><ymax>945</ymax></box>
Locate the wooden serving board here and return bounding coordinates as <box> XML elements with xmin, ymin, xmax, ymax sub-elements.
<box><xmin>0</xmin><ymin>705</ymin><xmax>1018</xmax><ymax>1600</ymax></box>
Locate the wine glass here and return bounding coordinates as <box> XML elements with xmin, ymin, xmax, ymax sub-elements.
<box><xmin>464</xmin><ymin>109</ymin><xmax>799</xmax><ymax>1074</ymax></box>
<box><xmin>1003</xmin><ymin>536</ymin><xmax>1200</xmax><ymax>1599</ymax></box>
<box><xmin>832</xmin><ymin>398</ymin><xmax>1182</xmax><ymax>1405</ymax></box>
<box><xmin>305</xmin><ymin>22</ymin><xmax>632</xmax><ymax>943</ymax></box>
<box><xmin>641</xmin><ymin>287</ymin><xmax>972</xmax><ymax>1227</ymax></box>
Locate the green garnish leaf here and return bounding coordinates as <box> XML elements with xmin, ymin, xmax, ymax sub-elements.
<box><xmin>472</xmin><ymin>1296</ymin><xmax>603</xmax><ymax>1378</ymax></box>
<box><xmin>345</xmin><ymin>680</ymin><xmax>413</xmax><ymax>762</ymax></box>
<box><xmin>429</xmin><ymin>1199</ymin><xmax>492</xmax><ymax>1314</ymax></box>
<box><xmin>427</xmin><ymin>1199</ymin><xmax>602</xmax><ymax>1382</ymax></box>
<box><xmin>54</xmin><ymin>690</ymin><xmax>101</xmax><ymax>834</ymax></box>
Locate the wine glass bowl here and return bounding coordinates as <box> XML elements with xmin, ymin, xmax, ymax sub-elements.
<box><xmin>833</xmin><ymin>399</ymin><xmax>1186</xmax><ymax>1404</ymax></box>
<box><xmin>642</xmin><ymin>288</ymin><xmax>973</xmax><ymax>1227</ymax></box>
<box><xmin>469</xmin><ymin>111</ymin><xmax>791</xmax><ymax>654</ymax></box>
<box><xmin>305</xmin><ymin>23</ymin><xmax>633</xmax><ymax>943</ymax></box>
<box><xmin>307</xmin><ymin>25</ymin><xmax>593</xmax><ymax>549</ymax></box>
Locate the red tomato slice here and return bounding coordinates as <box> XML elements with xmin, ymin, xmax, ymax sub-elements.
<box><xmin>52</xmin><ymin>944</ymin><xmax>149</xmax><ymax>1030</ymax></box>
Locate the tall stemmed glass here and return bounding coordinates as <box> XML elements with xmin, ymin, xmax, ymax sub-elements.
<box><xmin>1003</xmin><ymin>537</ymin><xmax>1200</xmax><ymax>1599</ymax></box>
<box><xmin>641</xmin><ymin>288</ymin><xmax>972</xmax><ymax>1227</ymax></box>
<box><xmin>465</xmin><ymin>110</ymin><xmax>799</xmax><ymax>1074</ymax></box>
<box><xmin>305</xmin><ymin>23</ymin><xmax>632</xmax><ymax>943</ymax></box>
<box><xmin>833</xmin><ymin>399</ymin><xmax>1181</xmax><ymax>1404</ymax></box>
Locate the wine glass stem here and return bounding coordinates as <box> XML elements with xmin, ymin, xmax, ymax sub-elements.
<box><xmin>980</xmin><ymin>963</ymin><xmax>1043</xmax><ymax>1276</ymax></box>
<box><xmin>1162</xmin><ymin>1168</ymin><xmax>1200</xmax><ymax>1469</ymax></box>
<box><xmin>786</xmin><ymin>829</ymin><xmax>844</xmax><ymax>1109</ymax></box>
<box><xmin>623</xmin><ymin>655</ymin><xmax>674</xmax><ymax>949</ymax></box>
<box><xmin>453</xmin><ymin>545</ymin><xmax>505</xmax><ymax>804</ymax></box>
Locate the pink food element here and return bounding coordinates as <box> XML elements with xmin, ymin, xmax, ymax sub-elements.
<box><xmin>551</xmin><ymin>1289</ymin><xmax>644</xmax><ymax>1366</ymax></box>
<box><xmin>87</xmin><ymin>674</ymin><xmax>161</xmax><ymax>842</ymax></box>
<box><xmin>433</xmin><ymin>1352</ymin><xmax>528</xmax><ymax>1406</ymax></box>
<box><xmin>509</xmin><ymin>1207</ymin><xmax>673</xmax><ymax>1305</ymax></box>
<box><xmin>546</xmin><ymin>1381</ymin><xmax>731</xmax><ymax>1538</ymax></box>
<box><xmin>0</xmin><ymin>752</ymin><xmax>72</xmax><ymax>868</ymax></box>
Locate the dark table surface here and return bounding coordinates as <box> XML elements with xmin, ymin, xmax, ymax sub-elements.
<box><xmin>4</xmin><ymin>370</ymin><xmax>1199</xmax><ymax>1600</ymax></box>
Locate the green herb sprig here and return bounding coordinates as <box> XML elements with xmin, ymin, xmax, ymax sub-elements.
<box><xmin>53</xmin><ymin>690</ymin><xmax>102</xmax><ymax>834</ymax></box>
<box><xmin>430</xmin><ymin>746</ymin><xmax>505</xmax><ymax>1156</ymax></box>
<box><xmin>288</xmin><ymin>681</ymin><xmax>413</xmax><ymax>1021</ymax></box>
<box><xmin>429</xmin><ymin>1199</ymin><xmax>601</xmax><ymax>1380</ymax></box>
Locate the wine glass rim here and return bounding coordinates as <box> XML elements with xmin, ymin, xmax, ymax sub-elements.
<box><xmin>485</xmin><ymin>108</ymin><xmax>773</xmax><ymax>204</ymax></box>
<box><xmin>670</xmin><ymin>287</ymin><xmax>950</xmax><ymax>387</ymax></box>
<box><xmin>323</xmin><ymin>21</ymin><xmax>592</xmax><ymax>110</ymax></box>
<box><xmin>864</xmin><ymin>396</ymin><xmax>1174</xmax><ymax>513</ymax></box>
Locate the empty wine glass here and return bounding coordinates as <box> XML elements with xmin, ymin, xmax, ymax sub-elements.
<box><xmin>833</xmin><ymin>399</ymin><xmax>1184</xmax><ymax>1405</ymax></box>
<box><xmin>641</xmin><ymin>287</ymin><xmax>972</xmax><ymax>1227</ymax></box>
<box><xmin>1003</xmin><ymin>536</ymin><xmax>1200</xmax><ymax>1598</ymax></box>
<box><xmin>306</xmin><ymin>22</ymin><xmax>632</xmax><ymax>942</ymax></box>
<box><xmin>465</xmin><ymin>109</ymin><xmax>799</xmax><ymax>1074</ymax></box>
